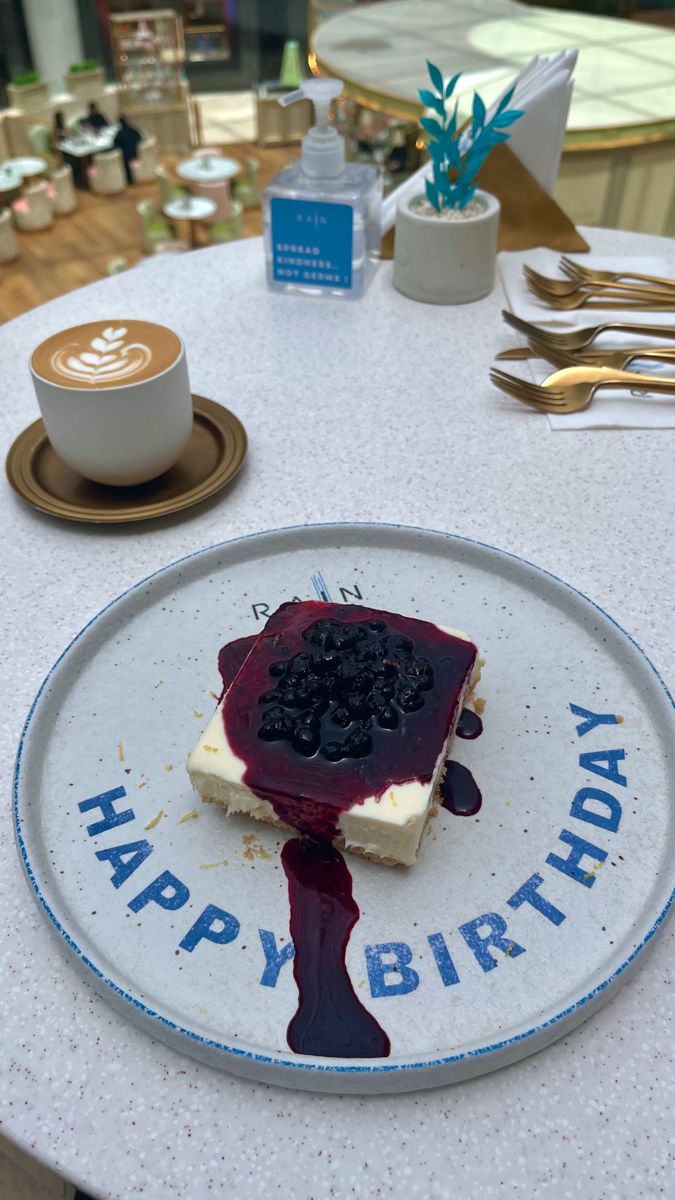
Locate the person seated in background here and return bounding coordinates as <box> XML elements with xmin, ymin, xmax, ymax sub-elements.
<box><xmin>113</xmin><ymin>114</ymin><xmax>143</xmax><ymax>184</ymax></box>
<box><xmin>52</xmin><ymin>109</ymin><xmax>66</xmax><ymax>147</ymax></box>
<box><xmin>53</xmin><ymin>109</ymin><xmax>85</xmax><ymax>187</ymax></box>
<box><xmin>81</xmin><ymin>101</ymin><xmax>109</xmax><ymax>132</ymax></box>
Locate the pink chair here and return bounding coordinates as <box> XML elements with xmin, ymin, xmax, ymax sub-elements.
<box><xmin>152</xmin><ymin>240</ymin><xmax>190</xmax><ymax>255</ymax></box>
<box><xmin>192</xmin><ymin>178</ymin><xmax>230</xmax><ymax>226</ymax></box>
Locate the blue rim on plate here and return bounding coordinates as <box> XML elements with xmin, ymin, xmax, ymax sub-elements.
<box><xmin>12</xmin><ymin>522</ymin><xmax>675</xmax><ymax>1081</ymax></box>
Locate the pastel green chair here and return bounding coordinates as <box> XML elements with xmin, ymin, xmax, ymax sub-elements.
<box><xmin>154</xmin><ymin>165</ymin><xmax>183</xmax><ymax>209</ymax></box>
<box><xmin>137</xmin><ymin>198</ymin><xmax>174</xmax><ymax>254</ymax></box>
<box><xmin>233</xmin><ymin>157</ymin><xmax>260</xmax><ymax>210</ymax></box>
<box><xmin>28</xmin><ymin>124</ymin><xmax>58</xmax><ymax>167</ymax></box>
<box><xmin>209</xmin><ymin>199</ymin><xmax>243</xmax><ymax>245</ymax></box>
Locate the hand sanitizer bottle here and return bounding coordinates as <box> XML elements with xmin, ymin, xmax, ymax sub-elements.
<box><xmin>263</xmin><ymin>78</ymin><xmax>382</xmax><ymax>299</ymax></box>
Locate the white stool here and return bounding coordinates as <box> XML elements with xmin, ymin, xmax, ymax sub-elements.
<box><xmin>12</xmin><ymin>182</ymin><xmax>54</xmax><ymax>231</ymax></box>
<box><xmin>51</xmin><ymin>163</ymin><xmax>77</xmax><ymax>215</ymax></box>
<box><xmin>88</xmin><ymin>149</ymin><xmax>126</xmax><ymax>195</ymax></box>
<box><xmin>131</xmin><ymin>136</ymin><xmax>158</xmax><ymax>184</ymax></box>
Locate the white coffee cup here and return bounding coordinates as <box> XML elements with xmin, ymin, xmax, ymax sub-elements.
<box><xmin>30</xmin><ymin>319</ymin><xmax>193</xmax><ymax>486</ymax></box>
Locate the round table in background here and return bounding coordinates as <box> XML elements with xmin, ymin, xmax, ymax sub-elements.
<box><xmin>312</xmin><ymin>0</ymin><xmax>675</xmax><ymax>236</ymax></box>
<box><xmin>163</xmin><ymin>194</ymin><xmax>217</xmax><ymax>246</ymax></box>
<box><xmin>176</xmin><ymin>156</ymin><xmax>241</xmax><ymax>183</ymax></box>
<box><xmin>0</xmin><ymin>229</ymin><xmax>673</xmax><ymax>1200</ymax></box>
<box><xmin>5</xmin><ymin>155</ymin><xmax>48</xmax><ymax>180</ymax></box>
<box><xmin>56</xmin><ymin>129</ymin><xmax>117</xmax><ymax>159</ymax></box>
<box><xmin>0</xmin><ymin>163</ymin><xmax>23</xmax><ymax>197</ymax></box>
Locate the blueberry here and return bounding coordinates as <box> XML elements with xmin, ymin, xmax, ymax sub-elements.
<box><xmin>269</xmin><ymin>660</ymin><xmax>287</xmax><ymax>677</ymax></box>
<box><xmin>259</xmin><ymin>713</ymin><xmax>294</xmax><ymax>741</ymax></box>
<box><xmin>347</xmin><ymin>692</ymin><xmax>370</xmax><ymax>717</ymax></box>
<box><xmin>407</xmin><ymin>659</ymin><xmax>434</xmax><ymax>690</ymax></box>
<box><xmin>298</xmin><ymin>710</ymin><xmax>319</xmax><ymax>728</ymax></box>
<box><xmin>368</xmin><ymin>619</ymin><xmax>386</xmax><ymax>632</ymax></box>
<box><xmin>315</xmin><ymin>650</ymin><xmax>340</xmax><ymax>674</ymax></box>
<box><xmin>397</xmin><ymin>685</ymin><xmax>423</xmax><ymax>712</ymax></box>
<box><xmin>259</xmin><ymin>689</ymin><xmax>280</xmax><ymax>705</ymax></box>
<box><xmin>331</xmin><ymin>704</ymin><xmax>352</xmax><ymax>728</ymax></box>
<box><xmin>336</xmin><ymin>659</ymin><xmax>360</xmax><ymax>686</ymax></box>
<box><xmin>303</xmin><ymin>673</ymin><xmax>325</xmax><ymax>696</ymax></box>
<box><xmin>377</xmin><ymin>704</ymin><xmax>398</xmax><ymax>729</ymax></box>
<box><xmin>323</xmin><ymin>741</ymin><xmax>344</xmax><ymax>762</ymax></box>
<box><xmin>343</xmin><ymin>729</ymin><xmax>372</xmax><ymax>759</ymax></box>
<box><xmin>291</xmin><ymin>652</ymin><xmax>312</xmax><ymax>674</ymax></box>
<box><xmin>395</xmin><ymin>637</ymin><xmax>413</xmax><ymax>653</ymax></box>
<box><xmin>294</xmin><ymin>683</ymin><xmax>312</xmax><ymax>706</ymax></box>
<box><xmin>292</xmin><ymin>725</ymin><xmax>320</xmax><ymax>757</ymax></box>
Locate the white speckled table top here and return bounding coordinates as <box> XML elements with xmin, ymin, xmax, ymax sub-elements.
<box><xmin>1</xmin><ymin>230</ymin><xmax>673</xmax><ymax>1199</ymax></box>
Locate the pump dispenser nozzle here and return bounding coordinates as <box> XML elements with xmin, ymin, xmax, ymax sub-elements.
<box><xmin>278</xmin><ymin>77</ymin><xmax>345</xmax><ymax>178</ymax></box>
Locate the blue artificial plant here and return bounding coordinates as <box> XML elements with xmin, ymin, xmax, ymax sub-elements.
<box><xmin>419</xmin><ymin>61</ymin><xmax>523</xmax><ymax>211</ymax></box>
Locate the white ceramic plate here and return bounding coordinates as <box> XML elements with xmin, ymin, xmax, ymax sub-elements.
<box><xmin>14</xmin><ymin>524</ymin><xmax>675</xmax><ymax>1094</ymax></box>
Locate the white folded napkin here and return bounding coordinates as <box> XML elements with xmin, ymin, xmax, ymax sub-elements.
<box><xmin>498</xmin><ymin>249</ymin><xmax>675</xmax><ymax>430</ymax></box>
<box><xmin>506</xmin><ymin>72</ymin><xmax>574</xmax><ymax>196</ymax></box>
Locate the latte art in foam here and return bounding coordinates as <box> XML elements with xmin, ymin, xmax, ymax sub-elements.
<box><xmin>32</xmin><ymin>319</ymin><xmax>182</xmax><ymax>390</ymax></box>
<box><xmin>51</xmin><ymin>326</ymin><xmax>153</xmax><ymax>385</ymax></box>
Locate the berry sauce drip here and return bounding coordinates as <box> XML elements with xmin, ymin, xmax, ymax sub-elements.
<box><xmin>282</xmin><ymin>836</ymin><xmax>390</xmax><ymax>1058</ymax></box>
<box><xmin>217</xmin><ymin>634</ymin><xmax>257</xmax><ymax>699</ymax></box>
<box><xmin>221</xmin><ymin>602</ymin><xmax>477</xmax><ymax>841</ymax></box>
<box><xmin>456</xmin><ymin>708</ymin><xmax>483</xmax><ymax>740</ymax></box>
<box><xmin>440</xmin><ymin>761</ymin><xmax>482</xmax><ymax>817</ymax></box>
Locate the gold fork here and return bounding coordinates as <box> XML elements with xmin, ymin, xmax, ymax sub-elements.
<box><xmin>525</xmin><ymin>275</ymin><xmax>675</xmax><ymax>311</ymax></box>
<box><xmin>560</xmin><ymin>256</ymin><xmax>675</xmax><ymax>292</ymax></box>
<box><xmin>523</xmin><ymin>264</ymin><xmax>675</xmax><ymax>301</ymax></box>
<box><xmin>489</xmin><ymin>364</ymin><xmax>675</xmax><ymax>414</ymax></box>
<box><xmin>502</xmin><ymin>310</ymin><xmax>675</xmax><ymax>349</ymax></box>
<box><xmin>497</xmin><ymin>341</ymin><xmax>675</xmax><ymax>370</ymax></box>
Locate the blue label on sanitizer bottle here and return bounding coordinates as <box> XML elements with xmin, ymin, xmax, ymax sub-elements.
<box><xmin>271</xmin><ymin>198</ymin><xmax>353</xmax><ymax>290</ymax></box>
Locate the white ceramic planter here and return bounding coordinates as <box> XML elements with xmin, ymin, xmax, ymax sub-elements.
<box><xmin>7</xmin><ymin>80</ymin><xmax>50</xmax><ymax>114</ymax></box>
<box><xmin>64</xmin><ymin>68</ymin><xmax>106</xmax><ymax>101</ymax></box>
<box><xmin>394</xmin><ymin>188</ymin><xmax>500</xmax><ymax>305</ymax></box>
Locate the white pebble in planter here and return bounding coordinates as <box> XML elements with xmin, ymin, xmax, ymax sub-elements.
<box><xmin>394</xmin><ymin>188</ymin><xmax>500</xmax><ymax>305</ymax></box>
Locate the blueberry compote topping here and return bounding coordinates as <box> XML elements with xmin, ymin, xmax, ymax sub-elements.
<box><xmin>217</xmin><ymin>634</ymin><xmax>257</xmax><ymax>699</ymax></box>
<box><xmin>221</xmin><ymin>602</ymin><xmax>477</xmax><ymax>841</ymax></box>
<box><xmin>282</xmin><ymin>837</ymin><xmax>390</xmax><ymax>1058</ymax></box>
<box><xmin>456</xmin><ymin>708</ymin><xmax>483</xmax><ymax>740</ymax></box>
<box><xmin>440</xmin><ymin>761</ymin><xmax>483</xmax><ymax>817</ymax></box>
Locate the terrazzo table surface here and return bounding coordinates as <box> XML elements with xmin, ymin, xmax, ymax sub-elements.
<box><xmin>1</xmin><ymin>229</ymin><xmax>673</xmax><ymax>1199</ymax></box>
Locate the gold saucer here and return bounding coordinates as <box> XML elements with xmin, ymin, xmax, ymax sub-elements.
<box><xmin>6</xmin><ymin>395</ymin><xmax>247</xmax><ymax>524</ymax></box>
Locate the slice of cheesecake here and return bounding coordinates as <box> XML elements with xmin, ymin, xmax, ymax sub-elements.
<box><xmin>187</xmin><ymin>601</ymin><xmax>480</xmax><ymax>866</ymax></box>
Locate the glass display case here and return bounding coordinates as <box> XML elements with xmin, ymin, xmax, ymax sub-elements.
<box><xmin>182</xmin><ymin>1</ymin><xmax>231</xmax><ymax>64</ymax></box>
<box><xmin>109</xmin><ymin>8</ymin><xmax>185</xmax><ymax>108</ymax></box>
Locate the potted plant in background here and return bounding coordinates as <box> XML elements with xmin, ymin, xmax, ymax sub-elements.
<box><xmin>65</xmin><ymin>60</ymin><xmax>106</xmax><ymax>101</ymax></box>
<box><xmin>7</xmin><ymin>71</ymin><xmax>50</xmax><ymax>115</ymax></box>
<box><xmin>394</xmin><ymin>62</ymin><xmax>523</xmax><ymax>305</ymax></box>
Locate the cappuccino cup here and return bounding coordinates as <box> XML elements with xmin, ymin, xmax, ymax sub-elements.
<box><xmin>30</xmin><ymin>319</ymin><xmax>193</xmax><ymax>486</ymax></box>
